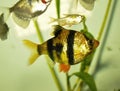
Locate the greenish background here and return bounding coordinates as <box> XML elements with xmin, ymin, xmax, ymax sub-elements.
<box><xmin>0</xmin><ymin>0</ymin><xmax>120</xmax><ymax>91</ymax></box>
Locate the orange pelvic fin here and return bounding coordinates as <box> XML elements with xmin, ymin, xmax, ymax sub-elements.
<box><xmin>59</xmin><ymin>64</ymin><xmax>70</xmax><ymax>73</ymax></box>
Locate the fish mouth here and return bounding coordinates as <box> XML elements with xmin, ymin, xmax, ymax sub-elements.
<box><xmin>93</xmin><ymin>39</ymin><xmax>99</xmax><ymax>49</ymax></box>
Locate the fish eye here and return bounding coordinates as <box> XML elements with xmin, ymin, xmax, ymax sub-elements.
<box><xmin>88</xmin><ymin>40</ymin><xmax>94</xmax><ymax>50</ymax></box>
<box><xmin>88</xmin><ymin>40</ymin><xmax>93</xmax><ymax>45</ymax></box>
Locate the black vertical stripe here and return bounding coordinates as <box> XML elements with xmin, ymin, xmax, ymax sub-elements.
<box><xmin>67</xmin><ymin>30</ymin><xmax>75</xmax><ymax>65</ymax></box>
<box><xmin>47</xmin><ymin>39</ymin><xmax>54</xmax><ymax>61</ymax></box>
<box><xmin>55</xmin><ymin>43</ymin><xmax>63</xmax><ymax>59</ymax></box>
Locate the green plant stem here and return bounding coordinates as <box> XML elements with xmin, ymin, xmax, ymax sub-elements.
<box><xmin>33</xmin><ymin>19</ymin><xmax>44</xmax><ymax>42</ymax></box>
<box><xmin>55</xmin><ymin>0</ymin><xmax>60</xmax><ymax>19</ymax></box>
<box><xmin>46</xmin><ymin>57</ymin><xmax>64</xmax><ymax>91</ymax></box>
<box><xmin>72</xmin><ymin>0</ymin><xmax>112</xmax><ymax>90</ymax></box>
<box><xmin>72</xmin><ymin>79</ymin><xmax>81</xmax><ymax>91</ymax></box>
<box><xmin>33</xmin><ymin>19</ymin><xmax>63</xmax><ymax>91</ymax></box>
<box><xmin>97</xmin><ymin>0</ymin><xmax>112</xmax><ymax>41</ymax></box>
<box><xmin>66</xmin><ymin>73</ymin><xmax>71</xmax><ymax>91</ymax></box>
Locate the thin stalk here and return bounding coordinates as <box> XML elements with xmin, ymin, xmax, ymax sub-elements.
<box><xmin>33</xmin><ymin>19</ymin><xmax>63</xmax><ymax>91</ymax></box>
<box><xmin>97</xmin><ymin>0</ymin><xmax>112</xmax><ymax>41</ymax></box>
<box><xmin>55</xmin><ymin>0</ymin><xmax>60</xmax><ymax>18</ymax></box>
<box><xmin>94</xmin><ymin>0</ymin><xmax>117</xmax><ymax>75</ymax></box>
<box><xmin>66</xmin><ymin>73</ymin><xmax>71</xmax><ymax>91</ymax></box>
<box><xmin>33</xmin><ymin>19</ymin><xmax>44</xmax><ymax>42</ymax></box>
<box><xmin>46</xmin><ymin>57</ymin><xmax>64</xmax><ymax>91</ymax></box>
<box><xmin>73</xmin><ymin>0</ymin><xmax>112</xmax><ymax>90</ymax></box>
<box><xmin>72</xmin><ymin>79</ymin><xmax>81</xmax><ymax>91</ymax></box>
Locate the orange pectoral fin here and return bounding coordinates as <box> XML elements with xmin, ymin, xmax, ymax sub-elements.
<box><xmin>59</xmin><ymin>64</ymin><xmax>70</xmax><ymax>73</ymax></box>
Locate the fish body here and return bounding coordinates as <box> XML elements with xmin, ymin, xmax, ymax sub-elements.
<box><xmin>23</xmin><ymin>25</ymin><xmax>99</xmax><ymax>72</ymax></box>
<box><xmin>0</xmin><ymin>13</ymin><xmax>9</xmax><ymax>40</ymax></box>
<box><xmin>10</xmin><ymin>0</ymin><xmax>52</xmax><ymax>28</ymax></box>
<box><xmin>79</xmin><ymin>0</ymin><xmax>95</xmax><ymax>10</ymax></box>
<box><xmin>10</xmin><ymin>0</ymin><xmax>51</xmax><ymax>19</ymax></box>
<box><xmin>50</xmin><ymin>14</ymin><xmax>85</xmax><ymax>26</ymax></box>
<box><xmin>1</xmin><ymin>0</ymin><xmax>52</xmax><ymax>28</ymax></box>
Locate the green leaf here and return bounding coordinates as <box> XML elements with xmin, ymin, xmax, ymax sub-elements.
<box><xmin>80</xmin><ymin>51</ymin><xmax>95</xmax><ymax>72</ymax></box>
<box><xmin>81</xmin><ymin>29</ymin><xmax>94</xmax><ymax>40</ymax></box>
<box><xmin>73</xmin><ymin>72</ymin><xmax>97</xmax><ymax>91</ymax></box>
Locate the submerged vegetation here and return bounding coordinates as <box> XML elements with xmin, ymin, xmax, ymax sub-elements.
<box><xmin>32</xmin><ymin>0</ymin><xmax>112</xmax><ymax>91</ymax></box>
<box><xmin>0</xmin><ymin>0</ymin><xmax>114</xmax><ymax>91</ymax></box>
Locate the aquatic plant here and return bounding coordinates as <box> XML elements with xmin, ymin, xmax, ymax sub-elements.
<box><xmin>0</xmin><ymin>0</ymin><xmax>114</xmax><ymax>91</ymax></box>
<box><xmin>32</xmin><ymin>0</ymin><xmax>112</xmax><ymax>91</ymax></box>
